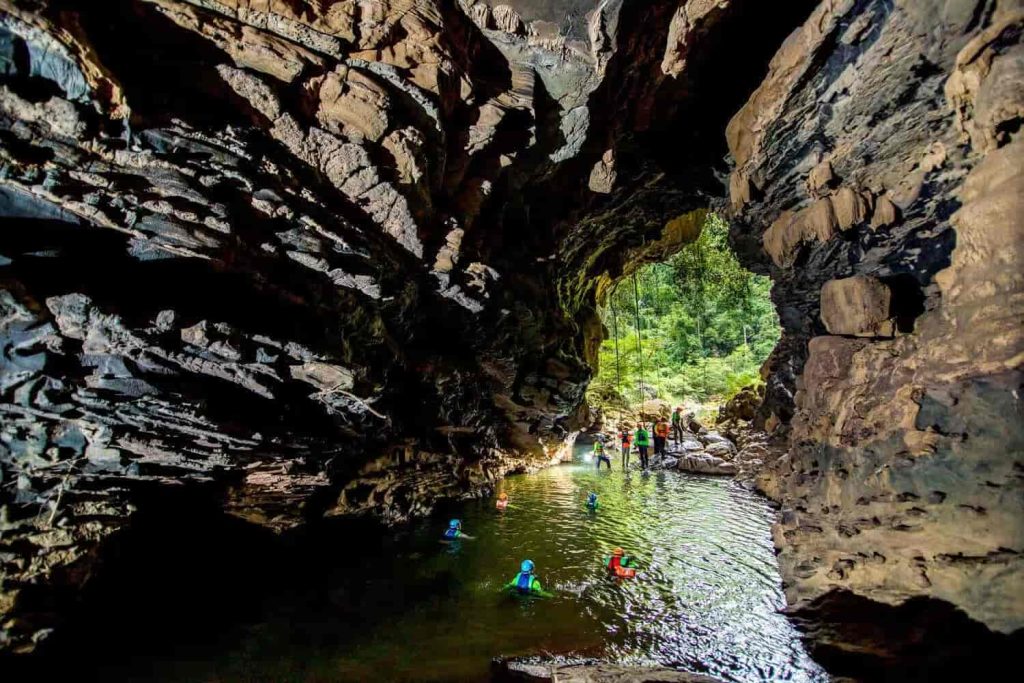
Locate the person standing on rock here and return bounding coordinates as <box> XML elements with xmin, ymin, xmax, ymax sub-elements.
<box><xmin>634</xmin><ymin>423</ymin><xmax>651</xmax><ymax>470</ymax></box>
<box><xmin>671</xmin><ymin>407</ymin><xmax>684</xmax><ymax>444</ymax></box>
<box><xmin>653</xmin><ymin>417</ymin><xmax>670</xmax><ymax>459</ymax></box>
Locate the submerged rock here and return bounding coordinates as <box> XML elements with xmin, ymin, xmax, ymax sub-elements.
<box><xmin>495</xmin><ymin>658</ymin><xmax>726</xmax><ymax>682</ymax></box>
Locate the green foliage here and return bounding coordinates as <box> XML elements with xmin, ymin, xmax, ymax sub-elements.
<box><xmin>589</xmin><ymin>213</ymin><xmax>780</xmax><ymax>407</ymax></box>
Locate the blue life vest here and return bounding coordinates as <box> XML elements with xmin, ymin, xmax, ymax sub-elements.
<box><xmin>443</xmin><ymin>528</ymin><xmax>460</xmax><ymax>539</ymax></box>
<box><xmin>516</xmin><ymin>571</ymin><xmax>533</xmax><ymax>592</ymax></box>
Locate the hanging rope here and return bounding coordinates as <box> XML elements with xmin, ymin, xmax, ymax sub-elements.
<box><xmin>611</xmin><ymin>301</ymin><xmax>623</xmax><ymax>423</ymax></box>
<box><xmin>631</xmin><ymin>271</ymin><xmax>646</xmax><ymax>405</ymax></box>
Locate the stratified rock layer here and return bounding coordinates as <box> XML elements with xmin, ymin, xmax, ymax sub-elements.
<box><xmin>726</xmin><ymin>0</ymin><xmax>1024</xmax><ymax>645</ymax></box>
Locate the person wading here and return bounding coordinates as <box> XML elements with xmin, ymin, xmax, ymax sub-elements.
<box><xmin>634</xmin><ymin>423</ymin><xmax>651</xmax><ymax>470</ymax></box>
<box><xmin>671</xmin><ymin>406</ymin><xmax>684</xmax><ymax>444</ymax></box>
<box><xmin>654</xmin><ymin>417</ymin><xmax>670</xmax><ymax>459</ymax></box>
<box><xmin>619</xmin><ymin>424</ymin><xmax>632</xmax><ymax>470</ymax></box>
<box><xmin>594</xmin><ymin>438</ymin><xmax>611</xmax><ymax>470</ymax></box>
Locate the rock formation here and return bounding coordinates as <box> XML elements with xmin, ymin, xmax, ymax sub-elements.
<box><xmin>725</xmin><ymin>0</ymin><xmax>1024</xmax><ymax>670</ymax></box>
<box><xmin>0</xmin><ymin>0</ymin><xmax>1020</xmax><ymax>675</ymax></box>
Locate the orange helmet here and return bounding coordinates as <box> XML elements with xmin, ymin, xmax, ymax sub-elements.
<box><xmin>498</xmin><ymin>492</ymin><xmax>508</xmax><ymax>500</ymax></box>
<box><xmin>612</xmin><ymin>547</ymin><xmax>624</xmax><ymax>556</ymax></box>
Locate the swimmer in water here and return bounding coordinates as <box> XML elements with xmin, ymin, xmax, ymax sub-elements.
<box><xmin>442</xmin><ymin>518</ymin><xmax>474</xmax><ymax>540</ymax></box>
<box><xmin>586</xmin><ymin>492</ymin><xmax>599</xmax><ymax>510</ymax></box>
<box><xmin>605</xmin><ymin>547</ymin><xmax>638</xmax><ymax>578</ymax></box>
<box><xmin>502</xmin><ymin>559</ymin><xmax>553</xmax><ymax>597</ymax></box>
<box><xmin>496</xmin><ymin>492</ymin><xmax>509</xmax><ymax>510</ymax></box>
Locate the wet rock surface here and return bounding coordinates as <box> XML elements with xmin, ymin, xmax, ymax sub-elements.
<box><xmin>724</xmin><ymin>0</ymin><xmax>1024</xmax><ymax>661</ymax></box>
<box><xmin>494</xmin><ymin>657</ymin><xmax>726</xmax><ymax>682</ymax></box>
<box><xmin>0</xmin><ymin>0</ymin><xmax>1020</xmax><ymax>672</ymax></box>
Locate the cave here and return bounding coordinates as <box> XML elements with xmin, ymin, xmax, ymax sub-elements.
<box><xmin>1</xmin><ymin>1</ymin><xmax>1022</xmax><ymax>681</ymax></box>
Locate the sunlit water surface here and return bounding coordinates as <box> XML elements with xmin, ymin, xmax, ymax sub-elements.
<box><xmin>85</xmin><ymin>446</ymin><xmax>826</xmax><ymax>682</ymax></box>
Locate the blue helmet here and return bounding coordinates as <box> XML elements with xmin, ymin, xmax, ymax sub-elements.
<box><xmin>520</xmin><ymin>559</ymin><xmax>535</xmax><ymax>573</ymax></box>
<box><xmin>449</xmin><ymin>519</ymin><xmax>461</xmax><ymax>529</ymax></box>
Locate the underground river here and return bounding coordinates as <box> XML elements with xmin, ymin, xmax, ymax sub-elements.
<box><xmin>29</xmin><ymin>444</ymin><xmax>826</xmax><ymax>682</ymax></box>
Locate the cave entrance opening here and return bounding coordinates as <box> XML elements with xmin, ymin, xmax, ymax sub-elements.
<box><xmin>588</xmin><ymin>212</ymin><xmax>781</xmax><ymax>425</ymax></box>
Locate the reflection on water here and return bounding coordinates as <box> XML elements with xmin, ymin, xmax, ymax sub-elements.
<box><xmin>79</xmin><ymin>446</ymin><xmax>826</xmax><ymax>682</ymax></box>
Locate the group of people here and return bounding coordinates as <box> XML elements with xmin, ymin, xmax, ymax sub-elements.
<box><xmin>593</xmin><ymin>406</ymin><xmax>688</xmax><ymax>470</ymax></box>
<box><xmin>440</xmin><ymin>489</ymin><xmax>643</xmax><ymax>597</ymax></box>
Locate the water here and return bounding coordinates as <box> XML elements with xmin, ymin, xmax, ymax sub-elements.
<box><xmin>60</xmin><ymin>446</ymin><xmax>826</xmax><ymax>682</ymax></box>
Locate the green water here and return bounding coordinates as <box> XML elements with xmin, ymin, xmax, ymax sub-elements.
<box><xmin>78</xmin><ymin>446</ymin><xmax>825</xmax><ymax>682</ymax></box>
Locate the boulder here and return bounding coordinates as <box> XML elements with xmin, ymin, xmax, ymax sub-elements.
<box><xmin>705</xmin><ymin>441</ymin><xmax>735</xmax><ymax>458</ymax></box>
<box><xmin>719</xmin><ymin>384</ymin><xmax>762</xmax><ymax>422</ymax></box>
<box><xmin>820</xmin><ymin>275</ymin><xmax>895</xmax><ymax>337</ymax></box>
<box><xmin>677</xmin><ymin>454</ymin><xmax>737</xmax><ymax>476</ymax></box>
<box><xmin>639</xmin><ymin>399</ymin><xmax>672</xmax><ymax>420</ymax></box>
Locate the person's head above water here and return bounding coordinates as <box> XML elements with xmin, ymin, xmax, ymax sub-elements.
<box><xmin>612</xmin><ymin>547</ymin><xmax>624</xmax><ymax>557</ymax></box>
<box><xmin>449</xmin><ymin>518</ymin><xmax>461</xmax><ymax>530</ymax></box>
<box><xmin>520</xmin><ymin>559</ymin><xmax>535</xmax><ymax>574</ymax></box>
<box><xmin>498</xmin><ymin>492</ymin><xmax>508</xmax><ymax>501</ymax></box>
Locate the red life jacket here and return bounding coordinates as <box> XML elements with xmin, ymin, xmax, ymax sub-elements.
<box><xmin>607</xmin><ymin>555</ymin><xmax>623</xmax><ymax>571</ymax></box>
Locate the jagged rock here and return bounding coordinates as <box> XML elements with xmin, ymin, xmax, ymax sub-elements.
<box><xmin>830</xmin><ymin>187</ymin><xmax>872</xmax><ymax>231</ymax></box>
<box><xmin>588</xmin><ymin>148</ymin><xmax>617</xmax><ymax>194</ymax></box>
<box><xmin>491</xmin><ymin>5</ymin><xmax>526</xmax><ymax>36</ymax></box>
<box><xmin>806</xmin><ymin>159</ymin><xmax>835</xmax><ymax>197</ymax></box>
<box><xmin>661</xmin><ymin>0</ymin><xmax>732</xmax><ymax>78</ymax></box>
<box><xmin>869</xmin><ymin>195</ymin><xmax>900</xmax><ymax>230</ymax></box>
<box><xmin>820</xmin><ymin>276</ymin><xmax>894</xmax><ymax>338</ymax></box>
<box><xmin>315</xmin><ymin>66</ymin><xmax>391</xmax><ymax>142</ymax></box>
<box><xmin>762</xmin><ymin>197</ymin><xmax>839</xmax><ymax>268</ymax></box>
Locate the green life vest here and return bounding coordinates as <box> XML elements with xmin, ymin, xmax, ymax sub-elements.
<box><xmin>634</xmin><ymin>428</ymin><xmax>650</xmax><ymax>447</ymax></box>
<box><xmin>593</xmin><ymin>441</ymin><xmax>604</xmax><ymax>454</ymax></box>
<box><xmin>671</xmin><ymin>411</ymin><xmax>681</xmax><ymax>425</ymax></box>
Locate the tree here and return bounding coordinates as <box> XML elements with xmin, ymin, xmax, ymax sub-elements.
<box><xmin>590</xmin><ymin>213</ymin><xmax>780</xmax><ymax>407</ymax></box>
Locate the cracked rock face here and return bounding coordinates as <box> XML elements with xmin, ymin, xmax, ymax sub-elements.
<box><xmin>0</xmin><ymin>0</ymin><xmax>1021</xmax><ymax>668</ymax></box>
<box><xmin>726</xmin><ymin>0</ymin><xmax>1024</xmax><ymax>657</ymax></box>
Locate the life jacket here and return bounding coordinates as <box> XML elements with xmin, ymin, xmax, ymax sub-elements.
<box><xmin>620</xmin><ymin>431</ymin><xmax>631</xmax><ymax>445</ymax></box>
<box><xmin>593</xmin><ymin>441</ymin><xmax>604</xmax><ymax>454</ymax></box>
<box><xmin>655</xmin><ymin>422</ymin><xmax>670</xmax><ymax>438</ymax></box>
<box><xmin>443</xmin><ymin>527</ymin><xmax>461</xmax><ymax>539</ymax></box>
<box><xmin>515</xmin><ymin>571</ymin><xmax>537</xmax><ymax>593</ymax></box>
<box><xmin>634</xmin><ymin>428</ymin><xmax>650</xmax><ymax>446</ymax></box>
<box><xmin>671</xmin><ymin>411</ymin><xmax>681</xmax><ymax>425</ymax></box>
<box><xmin>607</xmin><ymin>555</ymin><xmax>636</xmax><ymax>578</ymax></box>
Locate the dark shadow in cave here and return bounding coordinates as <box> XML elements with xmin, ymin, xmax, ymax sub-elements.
<box><xmin>881</xmin><ymin>274</ymin><xmax>926</xmax><ymax>334</ymax></box>
<box><xmin>0</xmin><ymin>485</ymin><xmax>460</xmax><ymax>682</ymax></box>
<box><xmin>790</xmin><ymin>590</ymin><xmax>1024</xmax><ymax>682</ymax></box>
